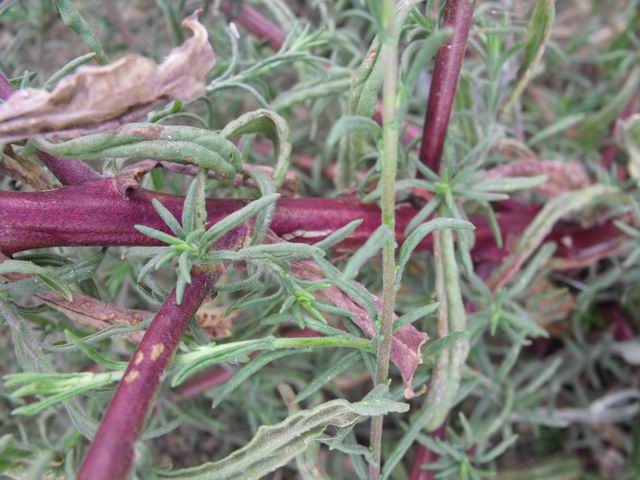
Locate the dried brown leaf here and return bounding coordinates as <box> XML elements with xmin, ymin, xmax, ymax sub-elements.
<box><xmin>1</xmin><ymin>145</ymin><xmax>54</xmax><ymax>190</ymax></box>
<box><xmin>485</xmin><ymin>159</ymin><xmax>590</xmax><ymax>197</ymax></box>
<box><xmin>195</xmin><ymin>305</ymin><xmax>239</xmax><ymax>339</ymax></box>
<box><xmin>40</xmin><ymin>291</ymin><xmax>148</xmax><ymax>342</ymax></box>
<box><xmin>0</xmin><ymin>11</ymin><xmax>215</xmax><ymax>142</ymax></box>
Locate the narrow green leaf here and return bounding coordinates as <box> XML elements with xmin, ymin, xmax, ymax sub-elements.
<box><xmin>314</xmin><ymin>219</ymin><xmax>363</xmax><ymax>251</ymax></box>
<box><xmin>502</xmin><ymin>0</ymin><xmax>555</xmax><ymax>113</ymax></box>
<box><xmin>396</xmin><ymin>218</ymin><xmax>474</xmax><ymax>289</ymax></box>
<box><xmin>64</xmin><ymin>331</ymin><xmax>127</xmax><ymax>370</ymax></box>
<box><xmin>343</xmin><ymin>225</ymin><xmax>393</xmax><ymax>280</ymax></box>
<box><xmin>151</xmin><ymin>199</ymin><xmax>184</xmax><ymax>238</ymax></box>
<box><xmin>327</xmin><ymin>116</ymin><xmax>381</xmax><ymax>149</ymax></box>
<box><xmin>134</xmin><ymin>225</ymin><xmax>183</xmax><ymax>246</ymax></box>
<box><xmin>211</xmin><ymin>349</ymin><xmax>303</xmax><ymax>409</ymax></box>
<box><xmin>159</xmin><ymin>388</ymin><xmax>407</xmax><ymax>479</ymax></box>
<box><xmin>294</xmin><ymin>351</ymin><xmax>361</xmax><ymax>403</ymax></box>
<box><xmin>53</xmin><ymin>0</ymin><xmax>109</xmax><ymax>64</ymax></box>
<box><xmin>222</xmin><ymin>109</ymin><xmax>292</xmax><ymax>186</ymax></box>
<box><xmin>202</xmin><ymin>193</ymin><xmax>280</xmax><ymax>247</ymax></box>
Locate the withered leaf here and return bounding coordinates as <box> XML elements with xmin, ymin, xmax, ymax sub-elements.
<box><xmin>0</xmin><ymin>11</ymin><xmax>215</xmax><ymax>143</ymax></box>
<box><xmin>485</xmin><ymin>159</ymin><xmax>590</xmax><ymax>197</ymax></box>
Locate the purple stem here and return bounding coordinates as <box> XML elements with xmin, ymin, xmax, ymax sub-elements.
<box><xmin>0</xmin><ymin>176</ymin><xmax>622</xmax><ymax>266</ymax></box>
<box><xmin>0</xmin><ymin>71</ymin><xmax>14</xmax><ymax>100</ymax></box>
<box><xmin>221</xmin><ymin>1</ymin><xmax>286</xmax><ymax>50</ymax></box>
<box><xmin>0</xmin><ymin>70</ymin><xmax>100</xmax><ymax>186</ymax></box>
<box><xmin>77</xmin><ymin>265</ymin><xmax>220</xmax><ymax>479</ymax></box>
<box><xmin>0</xmin><ymin>176</ymin><xmax>520</xmax><ymax>256</ymax></box>
<box><xmin>419</xmin><ymin>0</ymin><xmax>476</xmax><ymax>172</ymax></box>
<box><xmin>409</xmin><ymin>423</ymin><xmax>446</xmax><ymax>480</ymax></box>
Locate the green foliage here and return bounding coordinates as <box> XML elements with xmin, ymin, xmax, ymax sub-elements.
<box><xmin>158</xmin><ymin>386</ymin><xmax>407</xmax><ymax>479</ymax></box>
<box><xmin>1</xmin><ymin>1</ymin><xmax>639</xmax><ymax>478</ymax></box>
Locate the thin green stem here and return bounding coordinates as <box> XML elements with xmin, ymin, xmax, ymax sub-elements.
<box><xmin>272</xmin><ymin>336</ymin><xmax>373</xmax><ymax>352</ymax></box>
<box><xmin>369</xmin><ymin>0</ymin><xmax>400</xmax><ymax>477</ymax></box>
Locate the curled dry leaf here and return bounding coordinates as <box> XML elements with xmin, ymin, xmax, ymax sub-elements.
<box><xmin>0</xmin><ymin>11</ymin><xmax>215</xmax><ymax>143</ymax></box>
<box><xmin>485</xmin><ymin>159</ymin><xmax>590</xmax><ymax>197</ymax></box>
<box><xmin>1</xmin><ymin>145</ymin><xmax>54</xmax><ymax>190</ymax></box>
<box><xmin>44</xmin><ymin>292</ymin><xmax>236</xmax><ymax>341</ymax></box>
<box><xmin>40</xmin><ymin>291</ymin><xmax>148</xmax><ymax>342</ymax></box>
<box><xmin>195</xmin><ymin>305</ymin><xmax>238</xmax><ymax>339</ymax></box>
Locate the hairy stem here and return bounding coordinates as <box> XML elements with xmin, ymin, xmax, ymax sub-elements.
<box><xmin>419</xmin><ymin>0</ymin><xmax>476</xmax><ymax>172</ymax></box>
<box><xmin>77</xmin><ymin>265</ymin><xmax>219</xmax><ymax>480</ymax></box>
<box><xmin>369</xmin><ymin>1</ymin><xmax>399</xmax><ymax>477</ymax></box>
<box><xmin>0</xmin><ymin>70</ymin><xmax>100</xmax><ymax>186</ymax></box>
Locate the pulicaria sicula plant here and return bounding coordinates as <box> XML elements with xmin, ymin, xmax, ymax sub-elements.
<box><xmin>1</xmin><ymin>1</ymin><xmax>639</xmax><ymax>479</ymax></box>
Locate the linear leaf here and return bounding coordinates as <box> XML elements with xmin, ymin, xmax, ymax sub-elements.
<box><xmin>159</xmin><ymin>388</ymin><xmax>407</xmax><ymax>479</ymax></box>
<box><xmin>502</xmin><ymin>0</ymin><xmax>555</xmax><ymax>113</ymax></box>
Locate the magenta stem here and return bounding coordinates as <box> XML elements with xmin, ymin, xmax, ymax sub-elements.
<box><xmin>221</xmin><ymin>1</ymin><xmax>286</xmax><ymax>50</ymax></box>
<box><xmin>0</xmin><ymin>176</ymin><xmax>523</xmax><ymax>256</ymax></box>
<box><xmin>419</xmin><ymin>0</ymin><xmax>476</xmax><ymax>172</ymax></box>
<box><xmin>77</xmin><ymin>266</ymin><xmax>218</xmax><ymax>479</ymax></box>
<box><xmin>0</xmin><ymin>71</ymin><xmax>14</xmax><ymax>100</ymax></box>
<box><xmin>409</xmin><ymin>423</ymin><xmax>446</xmax><ymax>480</ymax></box>
<box><xmin>0</xmin><ymin>176</ymin><xmax>619</xmax><ymax>263</ymax></box>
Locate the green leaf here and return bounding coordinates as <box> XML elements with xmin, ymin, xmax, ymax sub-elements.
<box><xmin>222</xmin><ymin>109</ymin><xmax>292</xmax><ymax>186</ymax></box>
<box><xmin>43</xmin><ymin>52</ymin><xmax>96</xmax><ymax>90</ymax></box>
<box><xmin>343</xmin><ymin>225</ymin><xmax>393</xmax><ymax>280</ymax></box>
<box><xmin>474</xmin><ymin>175</ymin><xmax>547</xmax><ymax>192</ymax></box>
<box><xmin>327</xmin><ymin>115</ymin><xmax>382</xmax><ymax>149</ymax></box>
<box><xmin>421</xmin><ymin>331</ymin><xmax>470</xmax><ymax>360</ymax></box>
<box><xmin>623</xmin><ymin>115</ymin><xmax>640</xmax><ymax>185</ymax></box>
<box><xmin>489</xmin><ymin>185</ymin><xmax>617</xmax><ymax>291</ymax></box>
<box><xmin>396</xmin><ymin>218</ymin><xmax>474</xmax><ymax>289</ymax></box>
<box><xmin>502</xmin><ymin>0</ymin><xmax>555</xmax><ymax>113</ymax></box>
<box><xmin>64</xmin><ymin>331</ymin><xmax>127</xmax><ymax>370</ymax></box>
<box><xmin>314</xmin><ymin>219</ymin><xmax>363</xmax><ymax>251</ymax></box>
<box><xmin>172</xmin><ymin>338</ymin><xmax>276</xmax><ymax>387</ymax></box>
<box><xmin>580</xmin><ymin>66</ymin><xmax>640</xmax><ymax>148</ymax></box>
<box><xmin>211</xmin><ymin>349</ymin><xmax>303</xmax><ymax>408</ymax></box>
<box><xmin>134</xmin><ymin>225</ymin><xmax>183</xmax><ymax>246</ymax></box>
<box><xmin>271</xmin><ymin>69</ymin><xmax>352</xmax><ymax>111</ymax></box>
<box><xmin>158</xmin><ymin>388</ymin><xmax>407</xmax><ymax>479</ymax></box>
<box><xmin>294</xmin><ymin>351</ymin><xmax>361</xmax><ymax>403</ymax></box>
<box><xmin>393</xmin><ymin>303</ymin><xmax>440</xmax><ymax>333</ymax></box>
<box><xmin>35</xmin><ymin>124</ymin><xmax>243</xmax><ymax>179</ymax></box>
<box><xmin>202</xmin><ymin>193</ymin><xmax>280</xmax><ymax>247</ymax></box>
<box><xmin>151</xmin><ymin>199</ymin><xmax>184</xmax><ymax>238</ymax></box>
<box><xmin>53</xmin><ymin>0</ymin><xmax>109</xmax><ymax>64</ymax></box>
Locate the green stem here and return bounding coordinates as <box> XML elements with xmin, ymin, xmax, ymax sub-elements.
<box><xmin>272</xmin><ymin>336</ymin><xmax>372</xmax><ymax>352</ymax></box>
<box><xmin>369</xmin><ymin>0</ymin><xmax>400</xmax><ymax>477</ymax></box>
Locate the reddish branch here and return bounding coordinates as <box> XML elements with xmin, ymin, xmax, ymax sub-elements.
<box><xmin>0</xmin><ymin>175</ymin><xmax>512</xmax><ymax>256</ymax></box>
<box><xmin>409</xmin><ymin>424</ymin><xmax>446</xmax><ymax>480</ymax></box>
<box><xmin>0</xmin><ymin>72</ymin><xmax>100</xmax><ymax>185</ymax></box>
<box><xmin>77</xmin><ymin>264</ymin><xmax>225</xmax><ymax>479</ymax></box>
<box><xmin>419</xmin><ymin>0</ymin><xmax>476</xmax><ymax>172</ymax></box>
<box><xmin>0</xmin><ymin>175</ymin><xmax>622</xmax><ymax>266</ymax></box>
<box><xmin>221</xmin><ymin>1</ymin><xmax>286</xmax><ymax>50</ymax></box>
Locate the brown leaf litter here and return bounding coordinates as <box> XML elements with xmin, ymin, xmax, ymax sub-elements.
<box><xmin>0</xmin><ymin>11</ymin><xmax>215</xmax><ymax>143</ymax></box>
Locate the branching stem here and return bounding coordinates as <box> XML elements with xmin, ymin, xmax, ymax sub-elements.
<box><xmin>77</xmin><ymin>265</ymin><xmax>219</xmax><ymax>479</ymax></box>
